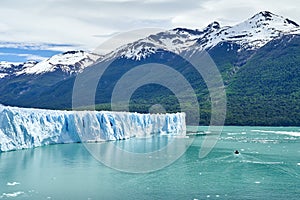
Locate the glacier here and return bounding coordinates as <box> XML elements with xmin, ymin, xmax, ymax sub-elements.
<box><xmin>0</xmin><ymin>105</ymin><xmax>186</xmax><ymax>152</ymax></box>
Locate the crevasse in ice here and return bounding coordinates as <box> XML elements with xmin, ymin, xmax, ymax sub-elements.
<box><xmin>0</xmin><ymin>105</ymin><xmax>186</xmax><ymax>152</ymax></box>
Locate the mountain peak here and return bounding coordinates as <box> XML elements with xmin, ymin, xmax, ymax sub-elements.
<box><xmin>249</xmin><ymin>11</ymin><xmax>299</xmax><ymax>27</ymax></box>
<box><xmin>258</xmin><ymin>11</ymin><xmax>275</xmax><ymax>18</ymax></box>
<box><xmin>250</xmin><ymin>11</ymin><xmax>278</xmax><ymax>20</ymax></box>
<box><xmin>204</xmin><ymin>21</ymin><xmax>221</xmax><ymax>33</ymax></box>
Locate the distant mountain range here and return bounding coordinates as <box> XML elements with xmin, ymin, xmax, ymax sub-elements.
<box><xmin>1</xmin><ymin>11</ymin><xmax>300</xmax><ymax>126</ymax></box>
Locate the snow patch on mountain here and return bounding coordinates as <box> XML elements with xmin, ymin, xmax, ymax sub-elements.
<box><xmin>0</xmin><ymin>74</ymin><xmax>7</xmax><ymax>78</ymax></box>
<box><xmin>0</xmin><ymin>61</ymin><xmax>22</xmax><ymax>69</ymax></box>
<box><xmin>0</xmin><ymin>61</ymin><xmax>35</xmax><ymax>78</ymax></box>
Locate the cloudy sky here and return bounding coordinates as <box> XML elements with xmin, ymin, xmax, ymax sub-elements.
<box><xmin>0</xmin><ymin>0</ymin><xmax>299</xmax><ymax>61</ymax></box>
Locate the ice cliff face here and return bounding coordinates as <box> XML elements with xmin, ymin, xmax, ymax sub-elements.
<box><xmin>0</xmin><ymin>105</ymin><xmax>186</xmax><ymax>152</ymax></box>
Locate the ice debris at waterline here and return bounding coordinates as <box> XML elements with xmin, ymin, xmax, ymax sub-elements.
<box><xmin>0</xmin><ymin>105</ymin><xmax>186</xmax><ymax>152</ymax></box>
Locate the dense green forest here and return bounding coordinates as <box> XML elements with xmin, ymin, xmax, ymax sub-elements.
<box><xmin>93</xmin><ymin>35</ymin><xmax>300</xmax><ymax>126</ymax></box>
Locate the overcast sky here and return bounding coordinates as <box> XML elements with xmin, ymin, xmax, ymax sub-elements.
<box><xmin>0</xmin><ymin>0</ymin><xmax>299</xmax><ymax>53</ymax></box>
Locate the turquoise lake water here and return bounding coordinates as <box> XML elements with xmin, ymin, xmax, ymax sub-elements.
<box><xmin>0</xmin><ymin>126</ymin><xmax>299</xmax><ymax>199</ymax></box>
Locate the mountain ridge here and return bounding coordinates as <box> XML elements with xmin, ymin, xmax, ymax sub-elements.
<box><xmin>1</xmin><ymin>11</ymin><xmax>299</xmax><ymax>76</ymax></box>
<box><xmin>0</xmin><ymin>11</ymin><xmax>300</xmax><ymax>126</ymax></box>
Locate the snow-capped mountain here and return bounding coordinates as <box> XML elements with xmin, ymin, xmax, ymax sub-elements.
<box><xmin>0</xmin><ymin>51</ymin><xmax>101</xmax><ymax>79</ymax></box>
<box><xmin>1</xmin><ymin>11</ymin><xmax>298</xmax><ymax>75</ymax></box>
<box><xmin>194</xmin><ymin>11</ymin><xmax>300</xmax><ymax>51</ymax></box>
<box><xmin>105</xmin><ymin>11</ymin><xmax>300</xmax><ymax>61</ymax></box>
<box><xmin>16</xmin><ymin>50</ymin><xmax>101</xmax><ymax>75</ymax></box>
<box><xmin>106</xmin><ymin>27</ymin><xmax>202</xmax><ymax>61</ymax></box>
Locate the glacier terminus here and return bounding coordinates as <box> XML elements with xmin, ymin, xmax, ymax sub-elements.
<box><xmin>0</xmin><ymin>105</ymin><xmax>186</xmax><ymax>152</ymax></box>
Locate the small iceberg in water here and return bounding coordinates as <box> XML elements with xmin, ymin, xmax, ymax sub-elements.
<box><xmin>7</xmin><ymin>182</ymin><xmax>20</xmax><ymax>186</ymax></box>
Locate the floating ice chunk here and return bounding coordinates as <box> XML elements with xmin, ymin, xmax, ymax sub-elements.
<box><xmin>7</xmin><ymin>182</ymin><xmax>20</xmax><ymax>186</ymax></box>
<box><xmin>1</xmin><ymin>191</ymin><xmax>24</xmax><ymax>198</ymax></box>
<box><xmin>251</xmin><ymin>130</ymin><xmax>300</xmax><ymax>137</ymax></box>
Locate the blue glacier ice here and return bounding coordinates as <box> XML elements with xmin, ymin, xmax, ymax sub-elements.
<box><xmin>0</xmin><ymin>105</ymin><xmax>186</xmax><ymax>152</ymax></box>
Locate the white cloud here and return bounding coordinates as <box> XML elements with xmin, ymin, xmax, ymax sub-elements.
<box><xmin>0</xmin><ymin>0</ymin><xmax>299</xmax><ymax>52</ymax></box>
<box><xmin>0</xmin><ymin>52</ymin><xmax>47</xmax><ymax>61</ymax></box>
<box><xmin>0</xmin><ymin>42</ymin><xmax>75</xmax><ymax>50</ymax></box>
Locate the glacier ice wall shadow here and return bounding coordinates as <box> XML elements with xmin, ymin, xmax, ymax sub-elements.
<box><xmin>0</xmin><ymin>104</ymin><xmax>186</xmax><ymax>152</ymax></box>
